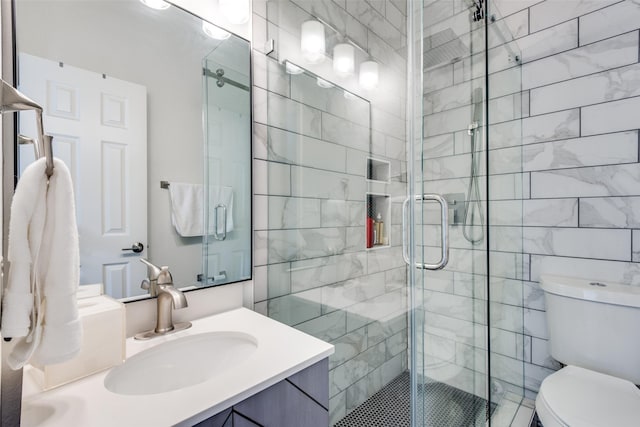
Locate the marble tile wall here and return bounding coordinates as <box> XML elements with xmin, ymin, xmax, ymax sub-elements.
<box><xmin>251</xmin><ymin>1</ymin><xmax>408</xmax><ymax>424</ymax></box>
<box><xmin>502</xmin><ymin>0</ymin><xmax>640</xmax><ymax>398</ymax></box>
<box><xmin>423</xmin><ymin>0</ymin><xmax>640</xmax><ymax>402</ymax></box>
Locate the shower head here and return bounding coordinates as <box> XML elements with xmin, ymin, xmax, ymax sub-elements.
<box><xmin>424</xmin><ymin>28</ymin><xmax>469</xmax><ymax>69</ymax></box>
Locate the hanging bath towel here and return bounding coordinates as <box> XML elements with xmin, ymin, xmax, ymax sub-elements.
<box><xmin>1</xmin><ymin>158</ymin><xmax>82</xmax><ymax>369</ymax></box>
<box><xmin>168</xmin><ymin>182</ymin><xmax>234</xmax><ymax>237</ymax></box>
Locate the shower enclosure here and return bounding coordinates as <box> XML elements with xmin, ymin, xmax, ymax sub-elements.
<box><xmin>411</xmin><ymin>0</ymin><xmax>526</xmax><ymax>425</ymax></box>
<box><xmin>255</xmin><ymin>0</ymin><xmax>526</xmax><ymax>425</ymax></box>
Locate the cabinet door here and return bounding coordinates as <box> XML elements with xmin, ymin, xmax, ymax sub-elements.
<box><xmin>232</xmin><ymin>413</ymin><xmax>261</xmax><ymax>427</ymax></box>
<box><xmin>193</xmin><ymin>408</ymin><xmax>232</xmax><ymax>427</ymax></box>
<box><xmin>234</xmin><ymin>380</ymin><xmax>328</xmax><ymax>427</ymax></box>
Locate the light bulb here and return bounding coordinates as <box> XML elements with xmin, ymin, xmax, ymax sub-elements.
<box><xmin>333</xmin><ymin>43</ymin><xmax>355</xmax><ymax>77</ymax></box>
<box><xmin>140</xmin><ymin>0</ymin><xmax>170</xmax><ymax>10</ymax></box>
<box><xmin>202</xmin><ymin>21</ymin><xmax>231</xmax><ymax>40</ymax></box>
<box><xmin>285</xmin><ymin>62</ymin><xmax>304</xmax><ymax>75</ymax></box>
<box><xmin>301</xmin><ymin>21</ymin><xmax>326</xmax><ymax>64</ymax></box>
<box><xmin>359</xmin><ymin>60</ymin><xmax>379</xmax><ymax>90</ymax></box>
<box><xmin>219</xmin><ymin>0</ymin><xmax>250</xmax><ymax>25</ymax></box>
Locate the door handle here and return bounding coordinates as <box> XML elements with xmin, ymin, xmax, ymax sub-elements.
<box><xmin>122</xmin><ymin>242</ymin><xmax>144</xmax><ymax>253</ymax></box>
<box><xmin>402</xmin><ymin>194</ymin><xmax>449</xmax><ymax>270</ymax></box>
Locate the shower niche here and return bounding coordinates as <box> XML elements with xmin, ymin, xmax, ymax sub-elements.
<box><xmin>366</xmin><ymin>193</ymin><xmax>390</xmax><ymax>250</ymax></box>
<box><xmin>366</xmin><ymin>157</ymin><xmax>390</xmax><ymax>183</ymax></box>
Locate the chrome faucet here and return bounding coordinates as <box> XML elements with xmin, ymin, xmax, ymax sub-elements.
<box><xmin>135</xmin><ymin>259</ymin><xmax>192</xmax><ymax>340</ymax></box>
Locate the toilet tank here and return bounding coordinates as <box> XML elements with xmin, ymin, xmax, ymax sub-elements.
<box><xmin>540</xmin><ymin>275</ymin><xmax>640</xmax><ymax>384</ymax></box>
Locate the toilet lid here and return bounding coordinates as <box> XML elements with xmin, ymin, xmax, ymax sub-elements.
<box><xmin>539</xmin><ymin>366</ymin><xmax>640</xmax><ymax>427</ymax></box>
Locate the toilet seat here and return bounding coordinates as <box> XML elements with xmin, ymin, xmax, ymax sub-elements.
<box><xmin>536</xmin><ymin>365</ymin><xmax>640</xmax><ymax>427</ymax></box>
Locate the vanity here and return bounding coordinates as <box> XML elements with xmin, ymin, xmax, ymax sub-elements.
<box><xmin>21</xmin><ymin>308</ymin><xmax>334</xmax><ymax>427</ymax></box>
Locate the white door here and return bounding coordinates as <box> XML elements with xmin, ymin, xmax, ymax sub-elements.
<box><xmin>18</xmin><ymin>53</ymin><xmax>148</xmax><ymax>299</ymax></box>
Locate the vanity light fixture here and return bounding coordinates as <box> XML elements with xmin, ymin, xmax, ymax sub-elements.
<box><xmin>301</xmin><ymin>20</ymin><xmax>326</xmax><ymax>64</ymax></box>
<box><xmin>316</xmin><ymin>77</ymin><xmax>334</xmax><ymax>89</ymax></box>
<box><xmin>140</xmin><ymin>0</ymin><xmax>171</xmax><ymax>10</ymax></box>
<box><xmin>359</xmin><ymin>60</ymin><xmax>379</xmax><ymax>90</ymax></box>
<box><xmin>333</xmin><ymin>43</ymin><xmax>355</xmax><ymax>77</ymax></box>
<box><xmin>202</xmin><ymin>21</ymin><xmax>231</xmax><ymax>40</ymax></box>
<box><xmin>219</xmin><ymin>0</ymin><xmax>250</xmax><ymax>25</ymax></box>
<box><xmin>285</xmin><ymin>62</ymin><xmax>304</xmax><ymax>75</ymax></box>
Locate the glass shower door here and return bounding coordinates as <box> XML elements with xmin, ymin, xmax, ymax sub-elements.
<box><xmin>410</xmin><ymin>0</ymin><xmax>525</xmax><ymax>425</ymax></box>
<box><xmin>203</xmin><ymin>38</ymin><xmax>252</xmax><ymax>287</ymax></box>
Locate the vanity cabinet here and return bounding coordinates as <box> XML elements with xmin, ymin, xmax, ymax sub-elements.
<box><xmin>195</xmin><ymin>359</ymin><xmax>329</xmax><ymax>427</ymax></box>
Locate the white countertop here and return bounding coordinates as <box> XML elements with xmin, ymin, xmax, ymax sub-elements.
<box><xmin>21</xmin><ymin>308</ymin><xmax>334</xmax><ymax>427</ymax></box>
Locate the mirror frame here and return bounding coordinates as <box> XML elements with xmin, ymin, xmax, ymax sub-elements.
<box><xmin>0</xmin><ymin>1</ymin><xmax>254</xmax><ymax>423</ymax></box>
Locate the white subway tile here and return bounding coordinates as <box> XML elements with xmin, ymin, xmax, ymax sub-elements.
<box><xmin>529</xmin><ymin>0</ymin><xmax>618</xmax><ymax>33</ymax></box>
<box><xmin>523</xmin><ymin>131</ymin><xmax>639</xmax><ymax>171</ymax></box>
<box><xmin>580</xmin><ymin>0</ymin><xmax>640</xmax><ymax>45</ymax></box>
<box><xmin>530</xmin><ymin>254</ymin><xmax>640</xmax><ymax>285</ymax></box>
<box><xmin>580</xmin><ymin>194</ymin><xmax>640</xmax><ymax>228</ymax></box>
<box><xmin>267</xmin><ymin>91</ymin><xmax>322</xmax><ymax>138</ymax></box>
<box><xmin>633</xmin><ymin>230</ymin><xmax>640</xmax><ymax>262</ymax></box>
<box><xmin>582</xmin><ymin>95</ymin><xmax>640</xmax><ymax>135</ymax></box>
<box><xmin>493</xmin><ymin>0</ymin><xmax>544</xmax><ymax>18</ymax></box>
<box><xmin>523</xmin><ymin>227</ymin><xmax>631</xmax><ymax>260</ymax></box>
<box><xmin>522</xmin><ymin>31</ymin><xmax>639</xmax><ymax>89</ymax></box>
<box><xmin>531</xmin><ymin>164</ymin><xmax>640</xmax><ymax>198</ymax></box>
<box><xmin>522</xmin><ymin>109</ymin><xmax>580</xmax><ymax>145</ymax></box>
<box><xmin>530</xmin><ymin>63</ymin><xmax>640</xmax><ymax>115</ymax></box>
<box><xmin>524</xmin><ymin>198</ymin><xmax>578</xmax><ymax>226</ymax></box>
<box><xmin>518</xmin><ymin>19</ymin><xmax>578</xmax><ymax>63</ymax></box>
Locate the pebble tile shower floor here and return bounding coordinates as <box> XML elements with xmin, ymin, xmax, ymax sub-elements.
<box><xmin>334</xmin><ymin>372</ymin><xmax>494</xmax><ymax>427</ymax></box>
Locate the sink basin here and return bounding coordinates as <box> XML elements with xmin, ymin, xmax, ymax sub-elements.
<box><xmin>104</xmin><ymin>331</ymin><xmax>258</xmax><ymax>395</ymax></box>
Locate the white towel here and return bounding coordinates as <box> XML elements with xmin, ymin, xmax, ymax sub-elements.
<box><xmin>168</xmin><ymin>182</ymin><xmax>233</xmax><ymax>237</ymax></box>
<box><xmin>1</xmin><ymin>158</ymin><xmax>82</xmax><ymax>369</ymax></box>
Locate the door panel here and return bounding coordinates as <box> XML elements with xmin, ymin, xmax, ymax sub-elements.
<box><xmin>18</xmin><ymin>53</ymin><xmax>148</xmax><ymax>298</ymax></box>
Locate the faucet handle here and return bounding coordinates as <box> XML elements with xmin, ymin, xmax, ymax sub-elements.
<box><xmin>157</xmin><ymin>266</ymin><xmax>173</xmax><ymax>286</ymax></box>
<box><xmin>140</xmin><ymin>258</ymin><xmax>162</xmax><ymax>279</ymax></box>
<box><xmin>141</xmin><ymin>278</ymin><xmax>151</xmax><ymax>291</ymax></box>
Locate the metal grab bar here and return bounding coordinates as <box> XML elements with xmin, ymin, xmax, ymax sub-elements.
<box><xmin>213</xmin><ymin>204</ymin><xmax>227</xmax><ymax>241</ymax></box>
<box><xmin>402</xmin><ymin>194</ymin><xmax>450</xmax><ymax>270</ymax></box>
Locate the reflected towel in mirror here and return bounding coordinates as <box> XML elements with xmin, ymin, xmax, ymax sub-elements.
<box><xmin>168</xmin><ymin>182</ymin><xmax>233</xmax><ymax>237</ymax></box>
<box><xmin>1</xmin><ymin>158</ymin><xmax>82</xmax><ymax>370</ymax></box>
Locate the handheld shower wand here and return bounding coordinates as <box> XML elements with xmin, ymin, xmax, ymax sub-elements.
<box><xmin>463</xmin><ymin>88</ymin><xmax>485</xmax><ymax>245</ymax></box>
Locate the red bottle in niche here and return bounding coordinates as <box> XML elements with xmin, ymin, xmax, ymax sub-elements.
<box><xmin>366</xmin><ymin>217</ymin><xmax>375</xmax><ymax>248</ymax></box>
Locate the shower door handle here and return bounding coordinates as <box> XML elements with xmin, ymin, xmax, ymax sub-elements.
<box><xmin>402</xmin><ymin>194</ymin><xmax>450</xmax><ymax>270</ymax></box>
<box><xmin>213</xmin><ymin>204</ymin><xmax>227</xmax><ymax>241</ymax></box>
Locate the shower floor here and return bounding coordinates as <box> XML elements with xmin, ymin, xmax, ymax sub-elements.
<box><xmin>333</xmin><ymin>372</ymin><xmax>494</xmax><ymax>427</ymax></box>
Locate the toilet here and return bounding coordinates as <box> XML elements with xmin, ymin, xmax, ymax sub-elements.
<box><xmin>536</xmin><ymin>275</ymin><xmax>640</xmax><ymax>426</ymax></box>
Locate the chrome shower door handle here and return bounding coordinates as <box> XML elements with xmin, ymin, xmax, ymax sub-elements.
<box><xmin>402</xmin><ymin>196</ymin><xmax>411</xmax><ymax>265</ymax></box>
<box><xmin>213</xmin><ymin>204</ymin><xmax>227</xmax><ymax>241</ymax></box>
<box><xmin>402</xmin><ymin>194</ymin><xmax>450</xmax><ymax>270</ymax></box>
<box><xmin>420</xmin><ymin>194</ymin><xmax>449</xmax><ymax>270</ymax></box>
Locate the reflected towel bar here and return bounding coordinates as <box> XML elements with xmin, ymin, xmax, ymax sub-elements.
<box><xmin>160</xmin><ymin>181</ymin><xmax>170</xmax><ymax>189</ymax></box>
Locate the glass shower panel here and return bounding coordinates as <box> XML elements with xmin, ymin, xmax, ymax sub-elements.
<box><xmin>256</xmin><ymin>53</ymin><xmax>410</xmax><ymax>425</ymax></box>
<box><xmin>486</xmin><ymin>0</ymin><xmax>526</xmax><ymax>424</ymax></box>
<box><xmin>203</xmin><ymin>38</ymin><xmax>252</xmax><ymax>287</ymax></box>
<box><xmin>415</xmin><ymin>0</ymin><xmax>491</xmax><ymax>426</ymax></box>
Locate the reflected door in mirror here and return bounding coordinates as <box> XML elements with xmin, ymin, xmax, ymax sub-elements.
<box><xmin>18</xmin><ymin>54</ymin><xmax>148</xmax><ymax>298</ymax></box>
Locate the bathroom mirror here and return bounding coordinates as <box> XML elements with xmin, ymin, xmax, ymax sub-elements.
<box><xmin>11</xmin><ymin>0</ymin><xmax>252</xmax><ymax>300</ymax></box>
